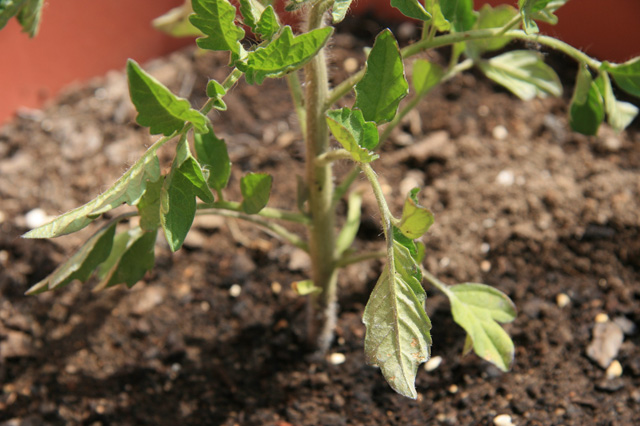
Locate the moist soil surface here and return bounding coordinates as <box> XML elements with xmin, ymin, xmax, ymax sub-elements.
<box><xmin>1</xmin><ymin>17</ymin><xmax>639</xmax><ymax>426</ymax></box>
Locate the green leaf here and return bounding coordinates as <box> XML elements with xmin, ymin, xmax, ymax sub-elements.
<box><xmin>424</xmin><ymin>0</ymin><xmax>450</xmax><ymax>32</ymax></box>
<box><xmin>336</xmin><ymin>191</ymin><xmax>362</xmax><ymax>255</ymax></box>
<box><xmin>206</xmin><ymin>80</ymin><xmax>227</xmax><ymax>111</ymax></box>
<box><xmin>238</xmin><ymin>0</ymin><xmax>265</xmax><ymax>32</ymax></box>
<box><xmin>0</xmin><ymin>0</ymin><xmax>26</xmax><ymax>31</ymax></box>
<box><xmin>518</xmin><ymin>0</ymin><xmax>567</xmax><ymax>34</ymax></box>
<box><xmin>602</xmin><ymin>58</ymin><xmax>640</xmax><ymax>98</ymax></box>
<box><xmin>596</xmin><ymin>72</ymin><xmax>639</xmax><ymax>132</ymax></box>
<box><xmin>568</xmin><ymin>65</ymin><xmax>604</xmax><ymax>136</ymax></box>
<box><xmin>16</xmin><ymin>0</ymin><xmax>43</xmax><ymax>37</ymax></box>
<box><xmin>392</xmin><ymin>227</ymin><xmax>421</xmax><ymax>265</ymax></box>
<box><xmin>25</xmin><ymin>222</ymin><xmax>117</xmax><ymax>295</ymax></box>
<box><xmin>446</xmin><ymin>283</ymin><xmax>516</xmax><ymax>371</ymax></box>
<box><xmin>194</xmin><ymin>129</ymin><xmax>231</xmax><ymax>192</ymax></box>
<box><xmin>161</xmin><ymin>137</ymin><xmax>214</xmax><ymax>251</ymax></box>
<box><xmin>479</xmin><ymin>50</ymin><xmax>562</xmax><ymax>101</ymax></box>
<box><xmin>94</xmin><ymin>227</ymin><xmax>157</xmax><ymax>291</ymax></box>
<box><xmin>332</xmin><ymin>0</ymin><xmax>352</xmax><ymax>24</ymax></box>
<box><xmin>238</xmin><ymin>26</ymin><xmax>332</xmax><ymax>85</ymax></box>
<box><xmin>255</xmin><ymin>5</ymin><xmax>279</xmax><ymax>40</ymax></box>
<box><xmin>354</xmin><ymin>29</ymin><xmax>408</xmax><ymax>125</ymax></box>
<box><xmin>412</xmin><ymin>59</ymin><xmax>444</xmax><ymax>95</ymax></box>
<box><xmin>240</xmin><ymin>173</ymin><xmax>272</xmax><ymax>214</ymax></box>
<box><xmin>190</xmin><ymin>0</ymin><xmax>245</xmax><ymax>56</ymax></box>
<box><xmin>398</xmin><ymin>188</ymin><xmax>434</xmax><ymax>240</ymax></box>
<box><xmin>440</xmin><ymin>0</ymin><xmax>477</xmax><ymax>32</ymax></box>
<box><xmin>152</xmin><ymin>2</ymin><xmax>203</xmax><ymax>38</ymax></box>
<box><xmin>363</xmin><ymin>256</ymin><xmax>432</xmax><ymax>399</ymax></box>
<box><xmin>137</xmin><ymin>178</ymin><xmax>164</xmax><ymax>231</ymax></box>
<box><xmin>127</xmin><ymin>59</ymin><xmax>209</xmax><ymax>135</ymax></box>
<box><xmin>326</xmin><ymin>108</ymin><xmax>379</xmax><ymax>163</ymax></box>
<box><xmin>292</xmin><ymin>279</ymin><xmax>321</xmax><ymax>296</ymax></box>
<box><xmin>23</xmin><ymin>147</ymin><xmax>161</xmax><ymax>238</ymax></box>
<box><xmin>390</xmin><ymin>0</ymin><xmax>431</xmax><ymax>21</ymax></box>
<box><xmin>468</xmin><ymin>4</ymin><xmax>518</xmax><ymax>55</ymax></box>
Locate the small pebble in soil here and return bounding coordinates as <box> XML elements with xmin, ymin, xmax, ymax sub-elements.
<box><xmin>595</xmin><ymin>313</ymin><xmax>610</xmax><ymax>323</ymax></box>
<box><xmin>493</xmin><ymin>414</ymin><xmax>514</xmax><ymax>426</ymax></box>
<box><xmin>229</xmin><ymin>284</ymin><xmax>242</xmax><ymax>297</ymax></box>
<box><xmin>343</xmin><ymin>57</ymin><xmax>358</xmax><ymax>73</ymax></box>
<box><xmin>480</xmin><ymin>260</ymin><xmax>492</xmax><ymax>272</ymax></box>
<box><xmin>24</xmin><ymin>208</ymin><xmax>50</xmax><ymax>229</ymax></box>
<box><xmin>496</xmin><ymin>170</ymin><xmax>515</xmax><ymax>186</ymax></box>
<box><xmin>271</xmin><ymin>281</ymin><xmax>282</xmax><ymax>294</ymax></box>
<box><xmin>587</xmin><ymin>320</ymin><xmax>624</xmax><ymax>368</ymax></box>
<box><xmin>447</xmin><ymin>384</ymin><xmax>458</xmax><ymax>394</ymax></box>
<box><xmin>606</xmin><ymin>360</ymin><xmax>623</xmax><ymax>379</ymax></box>
<box><xmin>0</xmin><ymin>210</ymin><xmax>5</xmax><ymax>223</ymax></box>
<box><xmin>424</xmin><ymin>355</ymin><xmax>443</xmax><ymax>371</ymax></box>
<box><xmin>556</xmin><ymin>293</ymin><xmax>571</xmax><ymax>308</ymax></box>
<box><xmin>328</xmin><ymin>352</ymin><xmax>346</xmax><ymax>365</ymax></box>
<box><xmin>492</xmin><ymin>125</ymin><xmax>508</xmax><ymax>140</ymax></box>
<box><xmin>480</xmin><ymin>242</ymin><xmax>491</xmax><ymax>253</ymax></box>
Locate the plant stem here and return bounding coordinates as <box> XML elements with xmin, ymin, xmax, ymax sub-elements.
<box><xmin>197</xmin><ymin>201</ymin><xmax>310</xmax><ymax>225</ymax></box>
<box><xmin>304</xmin><ymin>0</ymin><xmax>339</xmax><ymax>353</ymax></box>
<box><xmin>336</xmin><ymin>250</ymin><xmax>386</xmax><ymax>268</ymax></box>
<box><xmin>287</xmin><ymin>72</ymin><xmax>306</xmax><ymax>135</ymax></box>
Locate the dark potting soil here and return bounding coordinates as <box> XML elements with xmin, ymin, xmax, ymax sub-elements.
<box><xmin>1</xmin><ymin>17</ymin><xmax>639</xmax><ymax>426</ymax></box>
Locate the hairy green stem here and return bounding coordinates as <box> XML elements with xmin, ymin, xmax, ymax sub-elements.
<box><xmin>314</xmin><ymin>149</ymin><xmax>353</xmax><ymax>167</ymax></box>
<box><xmin>287</xmin><ymin>72</ymin><xmax>307</xmax><ymax>135</ymax></box>
<box><xmin>304</xmin><ymin>0</ymin><xmax>339</xmax><ymax>353</ymax></box>
<box><xmin>196</xmin><ymin>201</ymin><xmax>310</xmax><ymax>225</ymax></box>
<box><xmin>421</xmin><ymin>267</ymin><xmax>453</xmax><ymax>298</ymax></box>
<box><xmin>196</xmin><ymin>208</ymin><xmax>308</xmax><ymax>251</ymax></box>
<box><xmin>361</xmin><ymin>163</ymin><xmax>395</xmax><ymax>273</ymax></box>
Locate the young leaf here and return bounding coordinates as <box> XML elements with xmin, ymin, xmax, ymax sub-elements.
<box><xmin>468</xmin><ymin>4</ymin><xmax>518</xmax><ymax>55</ymax></box>
<box><xmin>161</xmin><ymin>137</ymin><xmax>214</xmax><ymax>252</ymax></box>
<box><xmin>190</xmin><ymin>0</ymin><xmax>245</xmax><ymax>56</ymax></box>
<box><xmin>94</xmin><ymin>228</ymin><xmax>157</xmax><ymax>291</ymax></box>
<box><xmin>529</xmin><ymin>0</ymin><xmax>568</xmax><ymax>26</ymax></box>
<box><xmin>25</xmin><ymin>222</ymin><xmax>117</xmax><ymax>295</ymax></box>
<box><xmin>332</xmin><ymin>0</ymin><xmax>352</xmax><ymax>24</ymax></box>
<box><xmin>363</xmin><ymin>262</ymin><xmax>431</xmax><ymax>399</ymax></box>
<box><xmin>478</xmin><ymin>50</ymin><xmax>562</xmax><ymax>101</ymax></box>
<box><xmin>238</xmin><ymin>26</ymin><xmax>333</xmax><ymax>85</ymax></box>
<box><xmin>137</xmin><ymin>178</ymin><xmax>164</xmax><ymax>232</ymax></box>
<box><xmin>596</xmin><ymin>72</ymin><xmax>639</xmax><ymax>132</ymax></box>
<box><xmin>446</xmin><ymin>283</ymin><xmax>516</xmax><ymax>371</ymax></box>
<box><xmin>238</xmin><ymin>0</ymin><xmax>265</xmax><ymax>32</ymax></box>
<box><xmin>240</xmin><ymin>173</ymin><xmax>273</xmax><ymax>214</ymax></box>
<box><xmin>412</xmin><ymin>59</ymin><xmax>444</xmax><ymax>95</ymax></box>
<box><xmin>326</xmin><ymin>108</ymin><xmax>379</xmax><ymax>163</ymax></box>
<box><xmin>390</xmin><ymin>0</ymin><xmax>431</xmax><ymax>21</ymax></box>
<box><xmin>568</xmin><ymin>65</ymin><xmax>604</xmax><ymax>136</ymax></box>
<box><xmin>292</xmin><ymin>280</ymin><xmax>321</xmax><ymax>296</ymax></box>
<box><xmin>602</xmin><ymin>58</ymin><xmax>640</xmax><ymax>98</ymax></box>
<box><xmin>194</xmin><ymin>129</ymin><xmax>231</xmax><ymax>192</ymax></box>
<box><xmin>424</xmin><ymin>0</ymin><xmax>450</xmax><ymax>32</ymax></box>
<box><xmin>336</xmin><ymin>191</ymin><xmax>362</xmax><ymax>255</ymax></box>
<box><xmin>152</xmin><ymin>2</ymin><xmax>203</xmax><ymax>38</ymax></box>
<box><xmin>0</xmin><ymin>0</ymin><xmax>25</xmax><ymax>31</ymax></box>
<box><xmin>206</xmin><ymin>79</ymin><xmax>227</xmax><ymax>111</ymax></box>
<box><xmin>398</xmin><ymin>188</ymin><xmax>434</xmax><ymax>240</ymax></box>
<box><xmin>518</xmin><ymin>0</ymin><xmax>567</xmax><ymax>34</ymax></box>
<box><xmin>23</xmin><ymin>148</ymin><xmax>161</xmax><ymax>238</ymax></box>
<box><xmin>255</xmin><ymin>5</ymin><xmax>279</xmax><ymax>41</ymax></box>
<box><xmin>127</xmin><ymin>59</ymin><xmax>209</xmax><ymax>135</ymax></box>
<box><xmin>354</xmin><ymin>29</ymin><xmax>408</xmax><ymax>125</ymax></box>
<box><xmin>440</xmin><ymin>0</ymin><xmax>477</xmax><ymax>32</ymax></box>
<box><xmin>16</xmin><ymin>0</ymin><xmax>43</xmax><ymax>37</ymax></box>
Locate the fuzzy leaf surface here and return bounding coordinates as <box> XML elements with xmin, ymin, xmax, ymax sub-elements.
<box><xmin>440</xmin><ymin>0</ymin><xmax>477</xmax><ymax>32</ymax></box>
<box><xmin>412</xmin><ymin>59</ymin><xmax>444</xmax><ymax>95</ymax></box>
<box><xmin>161</xmin><ymin>138</ymin><xmax>214</xmax><ymax>251</ymax></box>
<box><xmin>364</xmin><ymin>241</ymin><xmax>432</xmax><ymax>399</ymax></box>
<box><xmin>479</xmin><ymin>50</ymin><xmax>562</xmax><ymax>100</ymax></box>
<box><xmin>390</xmin><ymin>0</ymin><xmax>430</xmax><ymax>21</ymax></box>
<box><xmin>255</xmin><ymin>5</ymin><xmax>279</xmax><ymax>40</ymax></box>
<box><xmin>447</xmin><ymin>283</ymin><xmax>516</xmax><ymax>371</ymax></box>
<box><xmin>569</xmin><ymin>65</ymin><xmax>604</xmax><ymax>135</ymax></box>
<box><xmin>194</xmin><ymin>130</ymin><xmax>231</xmax><ymax>192</ymax></box>
<box><xmin>239</xmin><ymin>26</ymin><xmax>332</xmax><ymax>85</ymax></box>
<box><xmin>127</xmin><ymin>59</ymin><xmax>209</xmax><ymax>135</ymax></box>
<box><xmin>468</xmin><ymin>4</ymin><xmax>518</xmax><ymax>55</ymax></box>
<box><xmin>23</xmin><ymin>148</ymin><xmax>161</xmax><ymax>238</ymax></box>
<box><xmin>190</xmin><ymin>0</ymin><xmax>245</xmax><ymax>55</ymax></box>
<box><xmin>355</xmin><ymin>29</ymin><xmax>408</xmax><ymax>124</ymax></box>
<box><xmin>398</xmin><ymin>188</ymin><xmax>434</xmax><ymax>240</ymax></box>
<box><xmin>137</xmin><ymin>178</ymin><xmax>164</xmax><ymax>231</ymax></box>
<box><xmin>326</xmin><ymin>108</ymin><xmax>379</xmax><ymax>163</ymax></box>
<box><xmin>240</xmin><ymin>173</ymin><xmax>273</xmax><ymax>214</ymax></box>
<box><xmin>94</xmin><ymin>228</ymin><xmax>157</xmax><ymax>290</ymax></box>
<box><xmin>206</xmin><ymin>79</ymin><xmax>227</xmax><ymax>111</ymax></box>
<box><xmin>238</xmin><ymin>0</ymin><xmax>264</xmax><ymax>32</ymax></box>
<box><xmin>332</xmin><ymin>0</ymin><xmax>352</xmax><ymax>24</ymax></box>
<box><xmin>602</xmin><ymin>58</ymin><xmax>640</xmax><ymax>98</ymax></box>
<box><xmin>25</xmin><ymin>222</ymin><xmax>117</xmax><ymax>295</ymax></box>
<box><xmin>597</xmin><ymin>73</ymin><xmax>639</xmax><ymax>132</ymax></box>
<box><xmin>424</xmin><ymin>0</ymin><xmax>450</xmax><ymax>31</ymax></box>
